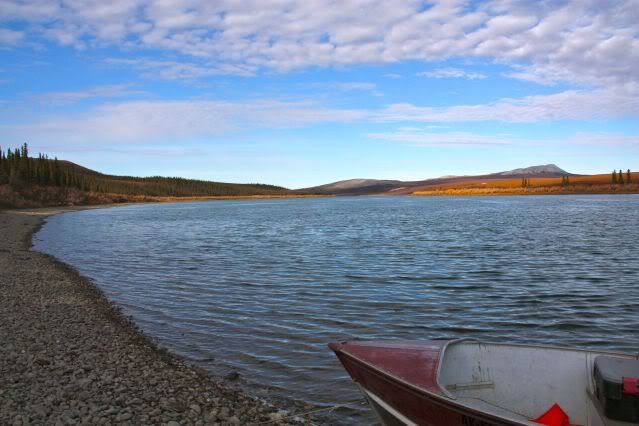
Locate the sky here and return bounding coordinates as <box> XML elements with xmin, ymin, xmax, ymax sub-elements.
<box><xmin>1</xmin><ymin>0</ymin><xmax>638</xmax><ymax>188</ymax></box>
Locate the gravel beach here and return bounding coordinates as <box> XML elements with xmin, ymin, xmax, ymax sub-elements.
<box><xmin>0</xmin><ymin>208</ymin><xmax>305</xmax><ymax>426</ymax></box>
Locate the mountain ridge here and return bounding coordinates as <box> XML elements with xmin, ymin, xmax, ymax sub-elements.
<box><xmin>304</xmin><ymin>164</ymin><xmax>573</xmax><ymax>195</ymax></box>
<box><xmin>497</xmin><ymin>164</ymin><xmax>567</xmax><ymax>176</ymax></box>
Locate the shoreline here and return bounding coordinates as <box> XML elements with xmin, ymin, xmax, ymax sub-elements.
<box><xmin>0</xmin><ymin>184</ymin><xmax>328</xmax><ymax>210</ymax></box>
<box><xmin>0</xmin><ymin>207</ymin><xmax>305</xmax><ymax>425</ymax></box>
<box><xmin>411</xmin><ymin>185</ymin><xmax>639</xmax><ymax>197</ymax></box>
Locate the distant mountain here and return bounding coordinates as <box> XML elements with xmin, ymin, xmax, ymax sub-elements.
<box><xmin>304</xmin><ymin>164</ymin><xmax>574</xmax><ymax>195</ymax></box>
<box><xmin>497</xmin><ymin>164</ymin><xmax>569</xmax><ymax>176</ymax></box>
<box><xmin>309</xmin><ymin>179</ymin><xmax>402</xmax><ymax>195</ymax></box>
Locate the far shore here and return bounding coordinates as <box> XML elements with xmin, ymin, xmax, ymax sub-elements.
<box><xmin>0</xmin><ymin>192</ymin><xmax>330</xmax><ymax>211</ymax></box>
<box><xmin>121</xmin><ymin>194</ymin><xmax>328</xmax><ymax>202</ymax></box>
<box><xmin>411</xmin><ymin>184</ymin><xmax>639</xmax><ymax>197</ymax></box>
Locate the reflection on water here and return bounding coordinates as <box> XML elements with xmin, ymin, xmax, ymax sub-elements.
<box><xmin>34</xmin><ymin>195</ymin><xmax>639</xmax><ymax>424</ymax></box>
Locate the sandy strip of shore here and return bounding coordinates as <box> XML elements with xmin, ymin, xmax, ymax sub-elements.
<box><xmin>0</xmin><ymin>207</ymin><xmax>303</xmax><ymax>426</ymax></box>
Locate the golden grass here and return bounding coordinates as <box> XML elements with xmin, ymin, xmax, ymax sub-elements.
<box><xmin>413</xmin><ymin>173</ymin><xmax>639</xmax><ymax>196</ymax></box>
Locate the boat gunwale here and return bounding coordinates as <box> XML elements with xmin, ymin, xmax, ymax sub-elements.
<box><xmin>359</xmin><ymin>385</ymin><xmax>420</xmax><ymax>426</ymax></box>
<box><xmin>436</xmin><ymin>337</ymin><xmax>475</xmax><ymax>400</ymax></box>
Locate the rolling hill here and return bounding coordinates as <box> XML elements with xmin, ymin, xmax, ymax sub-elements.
<box><xmin>0</xmin><ymin>144</ymin><xmax>311</xmax><ymax>208</ymax></box>
<box><xmin>305</xmin><ymin>164</ymin><xmax>574</xmax><ymax>195</ymax></box>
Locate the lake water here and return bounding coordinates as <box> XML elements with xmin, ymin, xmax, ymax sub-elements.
<box><xmin>34</xmin><ymin>195</ymin><xmax>639</xmax><ymax>424</ymax></box>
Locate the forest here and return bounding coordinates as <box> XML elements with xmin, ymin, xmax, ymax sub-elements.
<box><xmin>0</xmin><ymin>144</ymin><xmax>296</xmax><ymax>198</ymax></box>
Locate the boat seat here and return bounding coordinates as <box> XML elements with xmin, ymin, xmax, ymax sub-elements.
<box><xmin>445</xmin><ymin>380</ymin><xmax>495</xmax><ymax>391</ymax></box>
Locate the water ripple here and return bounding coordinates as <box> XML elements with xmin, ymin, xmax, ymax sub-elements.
<box><xmin>34</xmin><ymin>195</ymin><xmax>639</xmax><ymax>425</ymax></box>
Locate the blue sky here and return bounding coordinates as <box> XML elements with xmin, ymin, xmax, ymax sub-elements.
<box><xmin>1</xmin><ymin>1</ymin><xmax>638</xmax><ymax>188</ymax></box>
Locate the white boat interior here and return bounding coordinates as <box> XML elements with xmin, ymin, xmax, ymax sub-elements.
<box><xmin>437</xmin><ymin>340</ymin><xmax>638</xmax><ymax>426</ymax></box>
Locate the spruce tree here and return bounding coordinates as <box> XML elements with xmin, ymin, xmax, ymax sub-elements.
<box><xmin>627</xmin><ymin>169</ymin><xmax>631</xmax><ymax>184</ymax></box>
<box><xmin>619</xmin><ymin>169</ymin><xmax>625</xmax><ymax>184</ymax></box>
<box><xmin>0</xmin><ymin>146</ymin><xmax>6</xmax><ymax>184</ymax></box>
<box><xmin>612</xmin><ymin>170</ymin><xmax>618</xmax><ymax>184</ymax></box>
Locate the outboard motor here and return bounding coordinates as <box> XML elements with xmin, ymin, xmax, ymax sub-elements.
<box><xmin>593</xmin><ymin>355</ymin><xmax>639</xmax><ymax>423</ymax></box>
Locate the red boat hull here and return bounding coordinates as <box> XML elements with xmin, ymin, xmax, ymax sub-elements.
<box><xmin>330</xmin><ymin>340</ymin><xmax>522</xmax><ymax>426</ymax></box>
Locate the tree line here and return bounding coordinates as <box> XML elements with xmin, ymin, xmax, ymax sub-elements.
<box><xmin>519</xmin><ymin>171</ymin><xmax>634</xmax><ymax>189</ymax></box>
<box><xmin>0</xmin><ymin>144</ymin><xmax>296</xmax><ymax>197</ymax></box>
<box><xmin>520</xmin><ymin>176</ymin><xmax>570</xmax><ymax>188</ymax></box>
<box><xmin>611</xmin><ymin>169</ymin><xmax>632</xmax><ymax>185</ymax></box>
<box><xmin>0</xmin><ymin>144</ymin><xmax>64</xmax><ymax>186</ymax></box>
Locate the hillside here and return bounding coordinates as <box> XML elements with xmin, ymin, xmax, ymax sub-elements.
<box><xmin>309</xmin><ymin>179</ymin><xmax>404</xmax><ymax>196</ymax></box>
<box><xmin>305</xmin><ymin>164</ymin><xmax>574</xmax><ymax>195</ymax></box>
<box><xmin>0</xmin><ymin>144</ymin><xmax>308</xmax><ymax>208</ymax></box>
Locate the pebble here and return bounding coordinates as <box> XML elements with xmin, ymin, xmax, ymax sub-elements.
<box><xmin>117</xmin><ymin>412</ymin><xmax>133</xmax><ymax>421</ymax></box>
<box><xmin>225</xmin><ymin>371</ymin><xmax>240</xmax><ymax>381</ymax></box>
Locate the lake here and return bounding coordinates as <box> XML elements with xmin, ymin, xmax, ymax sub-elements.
<box><xmin>34</xmin><ymin>195</ymin><xmax>639</xmax><ymax>424</ymax></box>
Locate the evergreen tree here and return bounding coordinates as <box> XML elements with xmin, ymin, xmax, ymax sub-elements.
<box><xmin>0</xmin><ymin>146</ymin><xmax>6</xmax><ymax>184</ymax></box>
<box><xmin>627</xmin><ymin>169</ymin><xmax>631</xmax><ymax>184</ymax></box>
<box><xmin>619</xmin><ymin>169</ymin><xmax>624</xmax><ymax>184</ymax></box>
<box><xmin>612</xmin><ymin>170</ymin><xmax>618</xmax><ymax>184</ymax></box>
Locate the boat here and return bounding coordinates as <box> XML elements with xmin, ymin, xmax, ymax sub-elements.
<box><xmin>329</xmin><ymin>339</ymin><xmax>639</xmax><ymax>425</ymax></box>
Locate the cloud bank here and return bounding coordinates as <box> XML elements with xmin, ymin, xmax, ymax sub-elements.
<box><xmin>1</xmin><ymin>0</ymin><xmax>637</xmax><ymax>88</ymax></box>
<box><xmin>3</xmin><ymin>99</ymin><xmax>366</xmax><ymax>144</ymax></box>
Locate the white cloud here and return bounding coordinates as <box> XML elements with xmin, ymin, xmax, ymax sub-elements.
<box><xmin>332</xmin><ymin>82</ymin><xmax>377</xmax><ymax>91</ymax></box>
<box><xmin>0</xmin><ymin>0</ymin><xmax>637</xmax><ymax>89</ymax></box>
<box><xmin>34</xmin><ymin>84</ymin><xmax>144</xmax><ymax>104</ymax></box>
<box><xmin>4</xmin><ymin>99</ymin><xmax>366</xmax><ymax>145</ymax></box>
<box><xmin>104</xmin><ymin>58</ymin><xmax>257</xmax><ymax>79</ymax></box>
<box><xmin>368</xmin><ymin>128</ymin><xmax>514</xmax><ymax>146</ymax></box>
<box><xmin>0</xmin><ymin>28</ymin><xmax>24</xmax><ymax>45</ymax></box>
<box><xmin>418</xmin><ymin>67</ymin><xmax>486</xmax><ymax>79</ymax></box>
<box><xmin>373</xmin><ymin>88</ymin><xmax>639</xmax><ymax>123</ymax></box>
<box><xmin>568</xmin><ymin>132</ymin><xmax>639</xmax><ymax>146</ymax></box>
<box><xmin>325</xmin><ymin>81</ymin><xmax>383</xmax><ymax>96</ymax></box>
<box><xmin>5</xmin><ymin>84</ymin><xmax>639</xmax><ymax>149</ymax></box>
<box><xmin>369</xmin><ymin>128</ymin><xmax>639</xmax><ymax>148</ymax></box>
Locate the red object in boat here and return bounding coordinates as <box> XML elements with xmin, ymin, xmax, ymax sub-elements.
<box><xmin>532</xmin><ymin>403</ymin><xmax>578</xmax><ymax>426</ymax></box>
<box><xmin>622</xmin><ymin>377</ymin><xmax>639</xmax><ymax>395</ymax></box>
